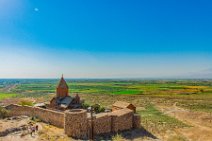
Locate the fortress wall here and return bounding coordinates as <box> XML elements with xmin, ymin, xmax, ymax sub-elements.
<box><xmin>93</xmin><ymin>113</ymin><xmax>112</xmax><ymax>135</ymax></box>
<box><xmin>5</xmin><ymin>104</ymin><xmax>139</xmax><ymax>139</ymax></box>
<box><xmin>64</xmin><ymin>109</ymin><xmax>88</xmax><ymax>139</ymax></box>
<box><xmin>34</xmin><ymin>107</ymin><xmax>64</xmax><ymax>128</ymax></box>
<box><xmin>89</xmin><ymin>109</ymin><xmax>134</xmax><ymax>136</ymax></box>
<box><xmin>5</xmin><ymin>104</ymin><xmax>34</xmax><ymax>117</ymax></box>
<box><xmin>133</xmin><ymin>114</ymin><xmax>141</xmax><ymax>128</ymax></box>
<box><xmin>110</xmin><ymin>108</ymin><xmax>133</xmax><ymax>132</ymax></box>
<box><xmin>5</xmin><ymin>104</ymin><xmax>64</xmax><ymax>128</ymax></box>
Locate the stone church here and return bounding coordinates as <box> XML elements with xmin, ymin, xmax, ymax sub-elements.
<box><xmin>50</xmin><ymin>75</ymin><xmax>81</xmax><ymax>110</ymax></box>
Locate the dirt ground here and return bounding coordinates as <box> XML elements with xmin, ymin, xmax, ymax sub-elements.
<box><xmin>0</xmin><ymin>116</ymin><xmax>161</xmax><ymax>141</ymax></box>
<box><xmin>1</xmin><ymin>109</ymin><xmax>211</xmax><ymax>141</ymax></box>
<box><xmin>0</xmin><ymin>116</ymin><xmax>71</xmax><ymax>141</ymax></box>
<box><xmin>158</xmin><ymin>103</ymin><xmax>212</xmax><ymax>141</ymax></box>
<box><xmin>0</xmin><ymin>116</ymin><xmax>39</xmax><ymax>141</ymax></box>
<box><xmin>1</xmin><ymin>99</ymin><xmax>212</xmax><ymax>141</ymax></box>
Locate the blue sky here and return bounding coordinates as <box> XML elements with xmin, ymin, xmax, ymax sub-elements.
<box><xmin>0</xmin><ymin>0</ymin><xmax>212</xmax><ymax>78</ymax></box>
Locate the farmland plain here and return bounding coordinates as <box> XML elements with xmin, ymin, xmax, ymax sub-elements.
<box><xmin>0</xmin><ymin>79</ymin><xmax>212</xmax><ymax>141</ymax></box>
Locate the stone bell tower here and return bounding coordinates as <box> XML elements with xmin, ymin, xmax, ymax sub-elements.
<box><xmin>56</xmin><ymin>75</ymin><xmax>69</xmax><ymax>98</ymax></box>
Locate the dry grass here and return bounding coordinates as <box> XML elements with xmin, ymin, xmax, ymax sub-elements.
<box><xmin>38</xmin><ymin>124</ymin><xmax>70</xmax><ymax>141</ymax></box>
<box><xmin>112</xmin><ymin>134</ymin><xmax>125</xmax><ymax>141</ymax></box>
<box><xmin>167</xmin><ymin>135</ymin><xmax>188</xmax><ymax>141</ymax></box>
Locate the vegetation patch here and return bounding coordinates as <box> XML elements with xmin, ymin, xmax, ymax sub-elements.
<box><xmin>4</xmin><ymin>79</ymin><xmax>212</xmax><ymax>100</ymax></box>
<box><xmin>0</xmin><ymin>106</ymin><xmax>9</xmax><ymax>118</ymax></box>
<box><xmin>19</xmin><ymin>100</ymin><xmax>34</xmax><ymax>106</ymax></box>
<box><xmin>112</xmin><ymin>134</ymin><xmax>124</xmax><ymax>141</ymax></box>
<box><xmin>0</xmin><ymin>93</ymin><xmax>17</xmax><ymax>100</ymax></box>
<box><xmin>167</xmin><ymin>135</ymin><xmax>188</xmax><ymax>141</ymax></box>
<box><xmin>177</xmin><ymin>100</ymin><xmax>212</xmax><ymax>113</ymax></box>
<box><xmin>113</xmin><ymin>90</ymin><xmax>142</xmax><ymax>95</ymax></box>
<box><xmin>138</xmin><ymin>104</ymin><xmax>188</xmax><ymax>132</ymax></box>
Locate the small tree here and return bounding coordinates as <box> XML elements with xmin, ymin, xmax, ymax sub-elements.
<box><xmin>82</xmin><ymin>102</ymin><xmax>90</xmax><ymax>109</ymax></box>
<box><xmin>92</xmin><ymin>104</ymin><xmax>105</xmax><ymax>113</ymax></box>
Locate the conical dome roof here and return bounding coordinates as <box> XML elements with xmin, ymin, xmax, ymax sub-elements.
<box><xmin>57</xmin><ymin>75</ymin><xmax>69</xmax><ymax>89</ymax></box>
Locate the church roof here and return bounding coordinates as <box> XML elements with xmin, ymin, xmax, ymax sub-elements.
<box><xmin>56</xmin><ymin>96</ymin><xmax>73</xmax><ymax>108</ymax></box>
<box><xmin>57</xmin><ymin>75</ymin><xmax>69</xmax><ymax>89</ymax></box>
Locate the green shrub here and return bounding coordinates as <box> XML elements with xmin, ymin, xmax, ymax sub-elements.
<box><xmin>99</xmin><ymin>106</ymin><xmax>105</xmax><ymax>113</ymax></box>
<box><xmin>0</xmin><ymin>106</ymin><xmax>9</xmax><ymax>119</ymax></box>
<box><xmin>92</xmin><ymin>104</ymin><xmax>105</xmax><ymax>113</ymax></box>
<box><xmin>82</xmin><ymin>102</ymin><xmax>90</xmax><ymax>109</ymax></box>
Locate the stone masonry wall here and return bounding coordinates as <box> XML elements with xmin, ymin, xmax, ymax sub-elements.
<box><xmin>34</xmin><ymin>107</ymin><xmax>64</xmax><ymax>128</ymax></box>
<box><xmin>64</xmin><ymin>109</ymin><xmax>88</xmax><ymax>139</ymax></box>
<box><xmin>6</xmin><ymin>104</ymin><xmax>34</xmax><ymax>117</ymax></box>
<box><xmin>92</xmin><ymin>113</ymin><xmax>112</xmax><ymax>135</ymax></box>
<box><xmin>6</xmin><ymin>104</ymin><xmax>140</xmax><ymax>139</ymax></box>
<box><xmin>88</xmin><ymin>108</ymin><xmax>135</xmax><ymax>136</ymax></box>
<box><xmin>6</xmin><ymin>104</ymin><xmax>64</xmax><ymax>128</ymax></box>
<box><xmin>133</xmin><ymin>114</ymin><xmax>141</xmax><ymax>128</ymax></box>
<box><xmin>110</xmin><ymin>108</ymin><xmax>133</xmax><ymax>132</ymax></box>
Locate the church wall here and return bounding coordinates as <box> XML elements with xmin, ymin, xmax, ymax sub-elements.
<box><xmin>57</xmin><ymin>88</ymin><xmax>68</xmax><ymax>97</ymax></box>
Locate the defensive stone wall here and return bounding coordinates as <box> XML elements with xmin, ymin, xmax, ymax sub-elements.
<box><xmin>34</xmin><ymin>107</ymin><xmax>64</xmax><ymax>128</ymax></box>
<box><xmin>6</xmin><ymin>104</ymin><xmax>34</xmax><ymax>117</ymax></box>
<box><xmin>5</xmin><ymin>104</ymin><xmax>140</xmax><ymax>139</ymax></box>
<box><xmin>88</xmin><ymin>108</ymin><xmax>135</xmax><ymax>136</ymax></box>
<box><xmin>133</xmin><ymin>114</ymin><xmax>141</xmax><ymax>128</ymax></box>
<box><xmin>5</xmin><ymin>104</ymin><xmax>64</xmax><ymax>128</ymax></box>
<box><xmin>92</xmin><ymin>113</ymin><xmax>112</xmax><ymax>135</ymax></box>
<box><xmin>64</xmin><ymin>109</ymin><xmax>88</xmax><ymax>139</ymax></box>
<box><xmin>110</xmin><ymin>108</ymin><xmax>133</xmax><ymax>132</ymax></box>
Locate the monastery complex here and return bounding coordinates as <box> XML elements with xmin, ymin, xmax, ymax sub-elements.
<box><xmin>5</xmin><ymin>76</ymin><xmax>141</xmax><ymax>139</ymax></box>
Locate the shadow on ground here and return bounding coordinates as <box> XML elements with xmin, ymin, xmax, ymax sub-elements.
<box><xmin>94</xmin><ymin>126</ymin><xmax>158</xmax><ymax>141</ymax></box>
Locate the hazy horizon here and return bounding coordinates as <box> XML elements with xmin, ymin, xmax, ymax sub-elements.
<box><xmin>0</xmin><ymin>0</ymin><xmax>212</xmax><ymax>79</ymax></box>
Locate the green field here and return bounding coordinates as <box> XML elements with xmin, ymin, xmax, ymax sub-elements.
<box><xmin>0</xmin><ymin>93</ymin><xmax>17</xmax><ymax>100</ymax></box>
<box><xmin>113</xmin><ymin>90</ymin><xmax>142</xmax><ymax>95</ymax></box>
<box><xmin>5</xmin><ymin>79</ymin><xmax>212</xmax><ymax>98</ymax></box>
<box><xmin>0</xmin><ymin>79</ymin><xmax>212</xmax><ymax>112</ymax></box>
<box><xmin>139</xmin><ymin>104</ymin><xmax>188</xmax><ymax>129</ymax></box>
